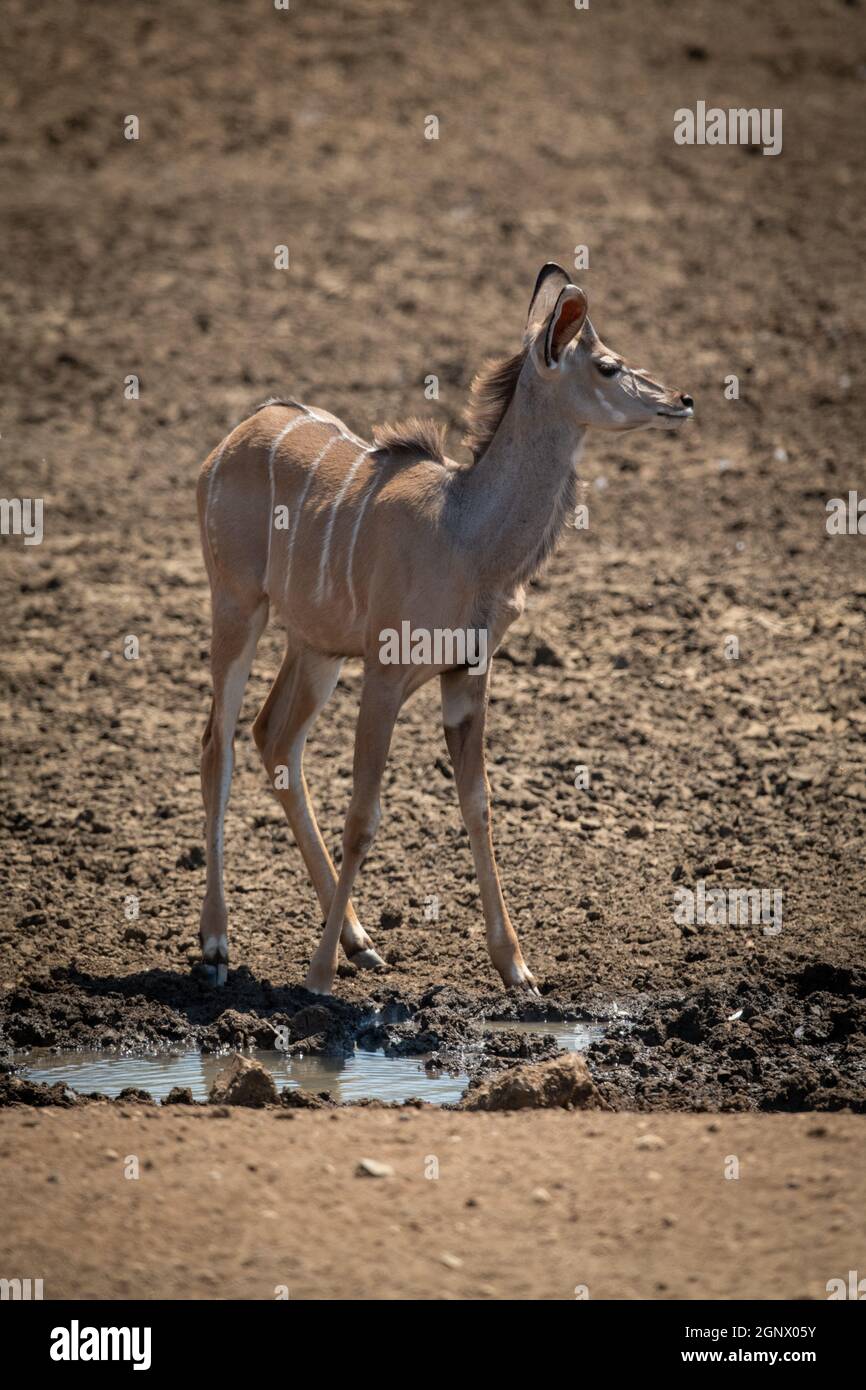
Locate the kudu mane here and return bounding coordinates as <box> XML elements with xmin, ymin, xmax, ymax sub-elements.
<box><xmin>256</xmin><ymin>344</ymin><xmax>529</xmax><ymax>470</ymax></box>
<box><xmin>460</xmin><ymin>346</ymin><xmax>529</xmax><ymax>463</ymax></box>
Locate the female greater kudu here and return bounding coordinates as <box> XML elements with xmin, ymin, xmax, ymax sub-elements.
<box><xmin>197</xmin><ymin>264</ymin><xmax>693</xmax><ymax>993</ymax></box>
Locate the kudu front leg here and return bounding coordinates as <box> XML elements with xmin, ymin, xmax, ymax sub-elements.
<box><xmin>304</xmin><ymin>669</ymin><xmax>405</xmax><ymax>995</ymax></box>
<box><xmin>441</xmin><ymin>665</ymin><xmax>537</xmax><ymax>993</ymax></box>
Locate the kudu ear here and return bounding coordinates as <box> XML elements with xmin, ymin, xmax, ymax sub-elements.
<box><xmin>543</xmin><ymin>284</ymin><xmax>589</xmax><ymax>367</ymax></box>
<box><xmin>525</xmin><ymin>262</ymin><xmax>571</xmax><ymax>337</ymax></box>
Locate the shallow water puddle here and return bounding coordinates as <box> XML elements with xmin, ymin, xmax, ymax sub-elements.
<box><xmin>15</xmin><ymin>1019</ymin><xmax>609</xmax><ymax>1105</ymax></box>
<box><xmin>478</xmin><ymin>1020</ymin><xmax>607</xmax><ymax>1052</ymax></box>
<box><xmin>17</xmin><ymin>1048</ymin><xmax>470</xmax><ymax>1106</ymax></box>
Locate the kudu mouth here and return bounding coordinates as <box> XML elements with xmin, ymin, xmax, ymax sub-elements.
<box><xmin>656</xmin><ymin>393</ymin><xmax>695</xmax><ymax>421</ymax></box>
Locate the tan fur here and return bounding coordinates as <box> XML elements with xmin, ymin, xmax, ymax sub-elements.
<box><xmin>196</xmin><ymin>265</ymin><xmax>692</xmax><ymax>994</ymax></box>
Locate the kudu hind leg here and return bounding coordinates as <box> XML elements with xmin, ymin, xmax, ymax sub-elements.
<box><xmin>253</xmin><ymin>645</ymin><xmax>384</xmax><ymax>969</ymax></box>
<box><xmin>440</xmin><ymin>665</ymin><xmax>537</xmax><ymax>992</ymax></box>
<box><xmin>199</xmin><ymin>596</ymin><xmax>267</xmax><ymax>984</ymax></box>
<box><xmin>305</xmin><ymin>669</ymin><xmax>405</xmax><ymax>995</ymax></box>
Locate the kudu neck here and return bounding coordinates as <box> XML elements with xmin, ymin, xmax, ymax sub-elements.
<box><xmin>452</xmin><ymin>374</ymin><xmax>585</xmax><ymax>591</ymax></box>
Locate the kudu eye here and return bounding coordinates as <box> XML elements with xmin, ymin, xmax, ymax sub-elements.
<box><xmin>596</xmin><ymin>359</ymin><xmax>620</xmax><ymax>378</ymax></box>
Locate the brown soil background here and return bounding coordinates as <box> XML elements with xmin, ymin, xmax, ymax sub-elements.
<box><xmin>3</xmin><ymin>1105</ymin><xmax>863</xmax><ymax>1301</ymax></box>
<box><xmin>0</xmin><ymin>0</ymin><xmax>865</xmax><ymax>1299</ymax></box>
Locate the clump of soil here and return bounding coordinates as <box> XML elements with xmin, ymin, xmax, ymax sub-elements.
<box><xmin>460</xmin><ymin>1054</ymin><xmax>605</xmax><ymax>1111</ymax></box>
<box><xmin>0</xmin><ymin>1074</ymin><xmax>84</xmax><ymax>1108</ymax></box>
<box><xmin>209</xmin><ymin>1053</ymin><xmax>279</xmax><ymax>1107</ymax></box>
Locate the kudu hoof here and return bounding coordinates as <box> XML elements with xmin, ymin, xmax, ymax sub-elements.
<box><xmin>194</xmin><ymin>960</ymin><xmax>228</xmax><ymax>987</ymax></box>
<box><xmin>346</xmin><ymin>947</ymin><xmax>387</xmax><ymax>972</ymax></box>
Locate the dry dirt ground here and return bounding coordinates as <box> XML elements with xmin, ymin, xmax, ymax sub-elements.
<box><xmin>1</xmin><ymin>0</ymin><xmax>864</xmax><ymax>1299</ymax></box>
<box><xmin>2</xmin><ymin>1105</ymin><xmax>864</xmax><ymax>1301</ymax></box>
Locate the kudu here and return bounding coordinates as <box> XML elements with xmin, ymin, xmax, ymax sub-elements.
<box><xmin>197</xmin><ymin>263</ymin><xmax>694</xmax><ymax>993</ymax></box>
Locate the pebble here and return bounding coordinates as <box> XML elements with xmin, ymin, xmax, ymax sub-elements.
<box><xmin>355</xmin><ymin>1158</ymin><xmax>394</xmax><ymax>1179</ymax></box>
<box><xmin>634</xmin><ymin>1134</ymin><xmax>665</xmax><ymax>1151</ymax></box>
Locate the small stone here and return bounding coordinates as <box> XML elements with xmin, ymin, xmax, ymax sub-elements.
<box><xmin>531</xmin><ymin>1187</ymin><xmax>552</xmax><ymax>1204</ymax></box>
<box><xmin>634</xmin><ymin>1133</ymin><xmax>665</xmax><ymax>1151</ymax></box>
<box><xmin>355</xmin><ymin>1158</ymin><xmax>394</xmax><ymax>1179</ymax></box>
<box><xmin>103</xmin><ymin>1148</ymin><xmax>119</xmax><ymax>1161</ymax></box>
<box><xmin>440</xmin><ymin>1252</ymin><xmax>463</xmax><ymax>1269</ymax></box>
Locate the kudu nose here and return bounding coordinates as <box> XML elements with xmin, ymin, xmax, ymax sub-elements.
<box><xmin>680</xmin><ymin>393</ymin><xmax>694</xmax><ymax>411</ymax></box>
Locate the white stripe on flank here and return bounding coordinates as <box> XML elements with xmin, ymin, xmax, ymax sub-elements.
<box><xmin>282</xmin><ymin>431</ymin><xmax>342</xmax><ymax>600</ymax></box>
<box><xmin>315</xmin><ymin>447</ymin><xmax>370</xmax><ymax>605</ymax></box>
<box><xmin>343</xmin><ymin>476</ymin><xmax>376</xmax><ymax>618</ymax></box>
<box><xmin>265</xmin><ymin>414</ymin><xmax>315</xmax><ymax>589</ymax></box>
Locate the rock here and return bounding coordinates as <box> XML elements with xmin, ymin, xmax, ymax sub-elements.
<box><xmin>208</xmin><ymin>1053</ymin><xmax>278</xmax><ymax>1108</ymax></box>
<box><xmin>440</xmin><ymin>1252</ymin><xmax>463</xmax><ymax>1269</ymax></box>
<box><xmin>531</xmin><ymin>1187</ymin><xmax>552</xmax><ymax>1204</ymax></box>
<box><xmin>635</xmin><ymin>1133</ymin><xmax>665</xmax><ymax>1150</ymax></box>
<box><xmin>355</xmin><ymin>1158</ymin><xmax>394</xmax><ymax>1179</ymax></box>
<box><xmin>459</xmin><ymin>1054</ymin><xmax>605</xmax><ymax>1111</ymax></box>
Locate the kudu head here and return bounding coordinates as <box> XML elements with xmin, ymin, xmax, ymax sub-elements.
<box><xmin>524</xmin><ymin>263</ymin><xmax>694</xmax><ymax>432</ymax></box>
